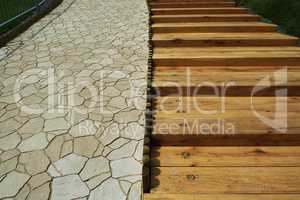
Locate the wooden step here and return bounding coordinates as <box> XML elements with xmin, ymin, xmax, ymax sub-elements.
<box><xmin>151</xmin><ymin>14</ymin><xmax>261</xmax><ymax>23</ymax></box>
<box><xmin>152</xmin><ymin>32</ymin><xmax>298</xmax><ymax>47</ymax></box>
<box><xmin>152</xmin><ymin>22</ymin><xmax>277</xmax><ymax>33</ymax></box>
<box><xmin>152</xmin><ymin>96</ymin><xmax>300</xmax><ymax>145</ymax></box>
<box><xmin>148</xmin><ymin>146</ymin><xmax>300</xmax><ymax>196</ymax></box>
<box><xmin>151</xmin><ymin>166</ymin><xmax>300</xmax><ymax>194</ymax></box>
<box><xmin>145</xmin><ymin>194</ymin><xmax>300</xmax><ymax>200</ymax></box>
<box><xmin>151</xmin><ymin>146</ymin><xmax>300</xmax><ymax>167</ymax></box>
<box><xmin>153</xmin><ymin>66</ymin><xmax>300</xmax><ymax>96</ymax></box>
<box><xmin>153</xmin><ymin>47</ymin><xmax>300</xmax><ymax>66</ymax></box>
<box><xmin>151</xmin><ymin>0</ymin><xmax>235</xmax><ymax>3</ymax></box>
<box><xmin>150</xmin><ymin>2</ymin><xmax>236</xmax><ymax>8</ymax></box>
<box><xmin>151</xmin><ymin>8</ymin><xmax>249</xmax><ymax>15</ymax></box>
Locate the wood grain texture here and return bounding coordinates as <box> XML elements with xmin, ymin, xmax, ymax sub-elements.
<box><xmin>144</xmin><ymin>194</ymin><xmax>300</xmax><ymax>200</ymax></box>
<box><xmin>150</xmin><ymin>167</ymin><xmax>300</xmax><ymax>194</ymax></box>
<box><xmin>151</xmin><ymin>146</ymin><xmax>300</xmax><ymax>167</ymax></box>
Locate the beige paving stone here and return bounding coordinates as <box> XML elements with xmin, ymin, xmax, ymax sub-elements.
<box><xmin>89</xmin><ymin>178</ymin><xmax>126</xmax><ymax>200</ymax></box>
<box><xmin>0</xmin><ymin>118</ymin><xmax>22</xmax><ymax>137</ymax></box>
<box><xmin>19</xmin><ymin>150</ymin><xmax>50</xmax><ymax>175</ymax></box>
<box><xmin>80</xmin><ymin>156</ymin><xmax>110</xmax><ymax>181</ymax></box>
<box><xmin>128</xmin><ymin>181</ymin><xmax>142</xmax><ymax>200</ymax></box>
<box><xmin>107</xmin><ymin>140</ymin><xmax>138</xmax><ymax>160</ymax></box>
<box><xmin>51</xmin><ymin>175</ymin><xmax>89</xmax><ymax>200</ymax></box>
<box><xmin>86</xmin><ymin>172</ymin><xmax>111</xmax><ymax>190</ymax></box>
<box><xmin>69</xmin><ymin>119</ymin><xmax>97</xmax><ymax>137</ymax></box>
<box><xmin>60</xmin><ymin>140</ymin><xmax>73</xmax><ymax>157</ymax></box>
<box><xmin>114</xmin><ymin>110</ymin><xmax>141</xmax><ymax>124</ymax></box>
<box><xmin>44</xmin><ymin>117</ymin><xmax>70</xmax><ymax>132</ymax></box>
<box><xmin>0</xmin><ymin>133</ymin><xmax>21</xmax><ymax>151</ymax></box>
<box><xmin>18</xmin><ymin>117</ymin><xmax>44</xmax><ymax>135</ymax></box>
<box><xmin>0</xmin><ymin>156</ymin><xmax>18</xmax><ymax>177</ymax></box>
<box><xmin>27</xmin><ymin>182</ymin><xmax>50</xmax><ymax>200</ymax></box>
<box><xmin>45</xmin><ymin>135</ymin><xmax>64</xmax><ymax>162</ymax></box>
<box><xmin>52</xmin><ymin>153</ymin><xmax>88</xmax><ymax>176</ymax></box>
<box><xmin>28</xmin><ymin>172</ymin><xmax>51</xmax><ymax>189</ymax></box>
<box><xmin>18</xmin><ymin>132</ymin><xmax>48</xmax><ymax>152</ymax></box>
<box><xmin>111</xmin><ymin>157</ymin><xmax>142</xmax><ymax>178</ymax></box>
<box><xmin>74</xmin><ymin>136</ymin><xmax>99</xmax><ymax>157</ymax></box>
<box><xmin>0</xmin><ymin>171</ymin><xmax>30</xmax><ymax>198</ymax></box>
<box><xmin>0</xmin><ymin>0</ymin><xmax>148</xmax><ymax>198</ymax></box>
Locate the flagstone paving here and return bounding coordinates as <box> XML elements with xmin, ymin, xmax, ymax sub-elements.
<box><xmin>0</xmin><ymin>0</ymin><xmax>148</xmax><ymax>199</ymax></box>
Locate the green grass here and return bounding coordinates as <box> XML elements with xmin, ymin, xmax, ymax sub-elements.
<box><xmin>0</xmin><ymin>0</ymin><xmax>43</xmax><ymax>34</ymax></box>
<box><xmin>237</xmin><ymin>0</ymin><xmax>300</xmax><ymax>37</ymax></box>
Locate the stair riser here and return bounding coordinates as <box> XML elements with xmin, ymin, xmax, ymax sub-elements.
<box><xmin>151</xmin><ymin>134</ymin><xmax>300</xmax><ymax>146</ymax></box>
<box><xmin>152</xmin><ymin>86</ymin><xmax>300</xmax><ymax>97</ymax></box>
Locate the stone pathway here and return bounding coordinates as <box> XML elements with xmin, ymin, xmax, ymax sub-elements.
<box><xmin>0</xmin><ymin>0</ymin><xmax>148</xmax><ymax>199</ymax></box>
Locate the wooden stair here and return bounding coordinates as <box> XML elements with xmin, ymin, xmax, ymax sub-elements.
<box><xmin>145</xmin><ymin>0</ymin><xmax>300</xmax><ymax>199</ymax></box>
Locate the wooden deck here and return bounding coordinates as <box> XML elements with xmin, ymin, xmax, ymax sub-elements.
<box><xmin>145</xmin><ymin>0</ymin><xmax>300</xmax><ymax>199</ymax></box>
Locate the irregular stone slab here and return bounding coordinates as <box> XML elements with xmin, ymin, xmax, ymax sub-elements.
<box><xmin>0</xmin><ymin>156</ymin><xmax>18</xmax><ymax>177</ymax></box>
<box><xmin>70</xmin><ymin>120</ymin><xmax>97</xmax><ymax>137</ymax></box>
<box><xmin>45</xmin><ymin>135</ymin><xmax>64</xmax><ymax>162</ymax></box>
<box><xmin>79</xmin><ymin>156</ymin><xmax>110</xmax><ymax>181</ymax></box>
<box><xmin>114</xmin><ymin>110</ymin><xmax>141</xmax><ymax>124</ymax></box>
<box><xmin>28</xmin><ymin>172</ymin><xmax>51</xmax><ymax>189</ymax></box>
<box><xmin>86</xmin><ymin>172</ymin><xmax>111</xmax><ymax>190</ymax></box>
<box><xmin>18</xmin><ymin>117</ymin><xmax>44</xmax><ymax>135</ymax></box>
<box><xmin>107</xmin><ymin>140</ymin><xmax>138</xmax><ymax>160</ymax></box>
<box><xmin>44</xmin><ymin>118</ymin><xmax>70</xmax><ymax>132</ymax></box>
<box><xmin>27</xmin><ymin>182</ymin><xmax>50</xmax><ymax>200</ymax></box>
<box><xmin>0</xmin><ymin>133</ymin><xmax>21</xmax><ymax>151</ymax></box>
<box><xmin>51</xmin><ymin>175</ymin><xmax>89</xmax><ymax>200</ymax></box>
<box><xmin>0</xmin><ymin>118</ymin><xmax>22</xmax><ymax>137</ymax></box>
<box><xmin>0</xmin><ymin>171</ymin><xmax>30</xmax><ymax>198</ymax></box>
<box><xmin>128</xmin><ymin>181</ymin><xmax>142</xmax><ymax>200</ymax></box>
<box><xmin>111</xmin><ymin>157</ymin><xmax>142</xmax><ymax>178</ymax></box>
<box><xmin>53</xmin><ymin>153</ymin><xmax>88</xmax><ymax>175</ymax></box>
<box><xmin>74</xmin><ymin>136</ymin><xmax>99</xmax><ymax>157</ymax></box>
<box><xmin>18</xmin><ymin>133</ymin><xmax>48</xmax><ymax>152</ymax></box>
<box><xmin>19</xmin><ymin>150</ymin><xmax>50</xmax><ymax>175</ymax></box>
<box><xmin>89</xmin><ymin>178</ymin><xmax>126</xmax><ymax>200</ymax></box>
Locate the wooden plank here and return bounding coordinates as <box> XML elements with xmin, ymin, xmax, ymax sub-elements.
<box><xmin>150</xmin><ymin>2</ymin><xmax>236</xmax><ymax>8</ymax></box>
<box><xmin>150</xmin><ymin>167</ymin><xmax>300</xmax><ymax>194</ymax></box>
<box><xmin>151</xmin><ymin>8</ymin><xmax>249</xmax><ymax>15</ymax></box>
<box><xmin>153</xmin><ymin>47</ymin><xmax>300</xmax><ymax>66</ymax></box>
<box><xmin>152</xmin><ymin>32</ymin><xmax>298</xmax><ymax>47</ymax></box>
<box><xmin>144</xmin><ymin>194</ymin><xmax>300</xmax><ymax>200</ymax></box>
<box><xmin>155</xmin><ymin>97</ymin><xmax>300</xmax><ymax>112</ymax></box>
<box><xmin>151</xmin><ymin>14</ymin><xmax>261</xmax><ymax>23</ymax></box>
<box><xmin>153</xmin><ymin>66</ymin><xmax>300</xmax><ymax>87</ymax></box>
<box><xmin>152</xmin><ymin>22</ymin><xmax>277</xmax><ymax>33</ymax></box>
<box><xmin>151</xmin><ymin>146</ymin><xmax>300</xmax><ymax>167</ymax></box>
<box><xmin>151</xmin><ymin>0</ymin><xmax>235</xmax><ymax>3</ymax></box>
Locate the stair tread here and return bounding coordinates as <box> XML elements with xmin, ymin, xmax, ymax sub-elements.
<box><xmin>152</xmin><ymin>7</ymin><xmax>247</xmax><ymax>11</ymax></box>
<box><xmin>150</xmin><ymin>166</ymin><xmax>300</xmax><ymax>194</ymax></box>
<box><xmin>153</xmin><ymin>32</ymin><xmax>297</xmax><ymax>40</ymax></box>
<box><xmin>151</xmin><ymin>146</ymin><xmax>300</xmax><ymax>167</ymax></box>
<box><xmin>153</xmin><ymin>66</ymin><xmax>300</xmax><ymax>87</ymax></box>
<box><xmin>150</xmin><ymin>2</ymin><xmax>236</xmax><ymax>8</ymax></box>
<box><xmin>154</xmin><ymin>47</ymin><xmax>300</xmax><ymax>58</ymax></box>
<box><xmin>152</xmin><ymin>22</ymin><xmax>277</xmax><ymax>28</ymax></box>
<box><xmin>144</xmin><ymin>194</ymin><xmax>300</xmax><ymax>200</ymax></box>
<box><xmin>153</xmin><ymin>96</ymin><xmax>300</xmax><ymax>135</ymax></box>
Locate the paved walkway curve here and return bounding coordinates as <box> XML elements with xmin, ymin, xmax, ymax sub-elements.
<box><xmin>0</xmin><ymin>0</ymin><xmax>148</xmax><ymax>199</ymax></box>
